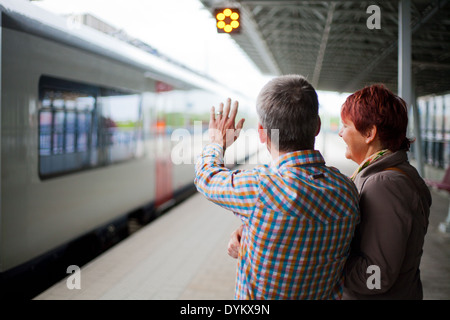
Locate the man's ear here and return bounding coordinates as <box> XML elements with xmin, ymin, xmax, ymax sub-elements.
<box><xmin>315</xmin><ymin>116</ymin><xmax>321</xmax><ymax>137</ymax></box>
<box><xmin>365</xmin><ymin>125</ymin><xmax>378</xmax><ymax>144</ymax></box>
<box><xmin>258</xmin><ymin>122</ymin><xmax>267</xmax><ymax>144</ymax></box>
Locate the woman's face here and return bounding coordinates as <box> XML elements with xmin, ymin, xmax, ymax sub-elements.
<box><xmin>338</xmin><ymin>117</ymin><xmax>369</xmax><ymax>165</ymax></box>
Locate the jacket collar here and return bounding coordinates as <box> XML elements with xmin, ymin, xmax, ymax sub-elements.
<box><xmin>353</xmin><ymin>150</ymin><xmax>408</xmax><ymax>188</ymax></box>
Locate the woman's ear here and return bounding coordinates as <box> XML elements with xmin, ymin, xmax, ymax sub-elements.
<box><xmin>365</xmin><ymin>125</ymin><xmax>378</xmax><ymax>144</ymax></box>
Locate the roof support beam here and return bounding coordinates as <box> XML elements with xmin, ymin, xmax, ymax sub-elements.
<box><xmin>398</xmin><ymin>0</ymin><xmax>412</xmax><ymax>107</ymax></box>
<box><xmin>238</xmin><ymin>4</ymin><xmax>281</xmax><ymax>75</ymax></box>
<box><xmin>345</xmin><ymin>0</ymin><xmax>448</xmax><ymax>93</ymax></box>
<box><xmin>311</xmin><ymin>2</ymin><xmax>335</xmax><ymax>88</ymax></box>
<box><xmin>398</xmin><ymin>0</ymin><xmax>424</xmax><ymax>177</ymax></box>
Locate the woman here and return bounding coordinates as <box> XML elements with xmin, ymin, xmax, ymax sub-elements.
<box><xmin>339</xmin><ymin>84</ymin><xmax>432</xmax><ymax>299</ymax></box>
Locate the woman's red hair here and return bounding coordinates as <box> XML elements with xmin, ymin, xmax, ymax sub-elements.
<box><xmin>341</xmin><ymin>84</ymin><xmax>411</xmax><ymax>152</ymax></box>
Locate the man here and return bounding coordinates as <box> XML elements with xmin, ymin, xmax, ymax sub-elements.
<box><xmin>194</xmin><ymin>75</ymin><xmax>359</xmax><ymax>299</ymax></box>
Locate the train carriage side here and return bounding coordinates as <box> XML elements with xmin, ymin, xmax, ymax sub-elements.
<box><xmin>0</xmin><ymin>1</ymin><xmax>251</xmax><ymax>298</ymax></box>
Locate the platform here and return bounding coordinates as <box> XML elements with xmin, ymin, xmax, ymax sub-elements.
<box><xmin>34</xmin><ymin>188</ymin><xmax>241</xmax><ymax>300</ymax></box>
<box><xmin>33</xmin><ymin>133</ymin><xmax>450</xmax><ymax>300</ymax></box>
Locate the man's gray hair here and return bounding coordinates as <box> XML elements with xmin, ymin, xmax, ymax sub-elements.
<box><xmin>256</xmin><ymin>74</ymin><xmax>320</xmax><ymax>152</ymax></box>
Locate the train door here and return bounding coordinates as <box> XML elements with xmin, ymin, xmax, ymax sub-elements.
<box><xmin>154</xmin><ymin>82</ymin><xmax>174</xmax><ymax>208</ymax></box>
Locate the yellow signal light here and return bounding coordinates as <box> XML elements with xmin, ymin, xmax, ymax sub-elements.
<box><xmin>214</xmin><ymin>8</ymin><xmax>241</xmax><ymax>34</ymax></box>
<box><xmin>216</xmin><ymin>12</ymin><xmax>225</xmax><ymax>20</ymax></box>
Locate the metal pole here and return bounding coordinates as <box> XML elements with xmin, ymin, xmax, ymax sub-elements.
<box><xmin>398</xmin><ymin>0</ymin><xmax>411</xmax><ymax>109</ymax></box>
<box><xmin>399</xmin><ymin>0</ymin><xmax>424</xmax><ymax>177</ymax></box>
<box><xmin>411</xmin><ymin>76</ymin><xmax>425</xmax><ymax>177</ymax></box>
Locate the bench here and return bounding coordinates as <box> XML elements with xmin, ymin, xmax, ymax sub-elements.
<box><xmin>425</xmin><ymin>167</ymin><xmax>450</xmax><ymax>233</ymax></box>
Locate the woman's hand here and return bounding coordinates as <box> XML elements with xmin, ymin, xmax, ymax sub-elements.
<box><xmin>209</xmin><ymin>98</ymin><xmax>245</xmax><ymax>151</ymax></box>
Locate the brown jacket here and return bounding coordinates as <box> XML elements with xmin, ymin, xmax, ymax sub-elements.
<box><xmin>343</xmin><ymin>150</ymin><xmax>432</xmax><ymax>299</ymax></box>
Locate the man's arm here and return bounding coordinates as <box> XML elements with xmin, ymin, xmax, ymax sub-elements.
<box><xmin>194</xmin><ymin>98</ymin><xmax>259</xmax><ymax>217</ymax></box>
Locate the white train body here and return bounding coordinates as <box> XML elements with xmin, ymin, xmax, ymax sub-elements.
<box><xmin>0</xmin><ymin>0</ymin><xmax>257</xmax><ymax>293</ymax></box>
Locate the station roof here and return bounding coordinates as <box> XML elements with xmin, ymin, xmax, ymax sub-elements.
<box><xmin>200</xmin><ymin>0</ymin><xmax>450</xmax><ymax>97</ymax></box>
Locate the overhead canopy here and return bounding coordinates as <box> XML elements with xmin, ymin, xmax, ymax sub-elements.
<box><xmin>200</xmin><ymin>0</ymin><xmax>450</xmax><ymax>96</ymax></box>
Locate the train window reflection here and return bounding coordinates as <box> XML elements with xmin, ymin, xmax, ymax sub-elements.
<box><xmin>38</xmin><ymin>76</ymin><xmax>142</xmax><ymax>179</ymax></box>
<box><xmin>53</xmin><ymin>111</ymin><xmax>65</xmax><ymax>154</ymax></box>
<box><xmin>98</xmin><ymin>93</ymin><xmax>141</xmax><ymax>163</ymax></box>
<box><xmin>77</xmin><ymin>113</ymin><xmax>89</xmax><ymax>152</ymax></box>
<box><xmin>39</xmin><ymin>111</ymin><xmax>52</xmax><ymax>156</ymax></box>
<box><xmin>65</xmin><ymin>112</ymin><xmax>76</xmax><ymax>153</ymax></box>
<box><xmin>77</xmin><ymin>96</ymin><xmax>95</xmax><ymax>111</ymax></box>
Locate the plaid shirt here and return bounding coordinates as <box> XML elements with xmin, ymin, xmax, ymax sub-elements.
<box><xmin>194</xmin><ymin>143</ymin><xmax>360</xmax><ymax>299</ymax></box>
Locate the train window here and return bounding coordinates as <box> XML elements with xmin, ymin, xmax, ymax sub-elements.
<box><xmin>97</xmin><ymin>91</ymin><xmax>142</xmax><ymax>163</ymax></box>
<box><xmin>39</xmin><ymin>111</ymin><xmax>52</xmax><ymax>156</ymax></box>
<box><xmin>38</xmin><ymin>76</ymin><xmax>142</xmax><ymax>179</ymax></box>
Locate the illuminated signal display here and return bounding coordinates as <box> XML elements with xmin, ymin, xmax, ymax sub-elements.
<box><xmin>214</xmin><ymin>8</ymin><xmax>241</xmax><ymax>33</ymax></box>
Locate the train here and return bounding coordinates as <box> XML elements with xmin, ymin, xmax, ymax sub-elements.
<box><xmin>0</xmin><ymin>0</ymin><xmax>258</xmax><ymax>299</ymax></box>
